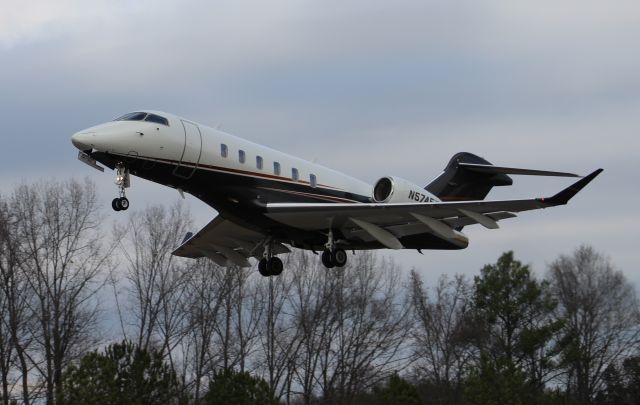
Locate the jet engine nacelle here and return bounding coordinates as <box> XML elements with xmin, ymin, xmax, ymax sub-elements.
<box><xmin>372</xmin><ymin>176</ymin><xmax>439</xmax><ymax>204</ymax></box>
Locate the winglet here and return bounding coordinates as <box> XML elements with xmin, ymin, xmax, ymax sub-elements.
<box><xmin>539</xmin><ymin>169</ymin><xmax>603</xmax><ymax>206</ymax></box>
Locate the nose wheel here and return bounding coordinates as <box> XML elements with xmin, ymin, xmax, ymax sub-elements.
<box><xmin>112</xmin><ymin>163</ymin><xmax>131</xmax><ymax>212</ymax></box>
<box><xmin>112</xmin><ymin>196</ymin><xmax>129</xmax><ymax>211</ymax></box>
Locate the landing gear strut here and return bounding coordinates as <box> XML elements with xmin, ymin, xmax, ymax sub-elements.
<box><xmin>258</xmin><ymin>241</ymin><xmax>284</xmax><ymax>277</ymax></box>
<box><xmin>321</xmin><ymin>230</ymin><xmax>348</xmax><ymax>269</ymax></box>
<box><xmin>112</xmin><ymin>163</ymin><xmax>130</xmax><ymax>212</ymax></box>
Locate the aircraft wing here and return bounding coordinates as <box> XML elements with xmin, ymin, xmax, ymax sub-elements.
<box><xmin>172</xmin><ymin>215</ymin><xmax>289</xmax><ymax>267</ymax></box>
<box><xmin>265</xmin><ymin>169</ymin><xmax>602</xmax><ymax>247</ymax></box>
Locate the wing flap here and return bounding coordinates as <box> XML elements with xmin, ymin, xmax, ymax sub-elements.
<box><xmin>172</xmin><ymin>215</ymin><xmax>267</xmax><ymax>267</ymax></box>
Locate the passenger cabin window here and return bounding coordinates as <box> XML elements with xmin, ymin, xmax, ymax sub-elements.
<box><xmin>256</xmin><ymin>156</ymin><xmax>263</xmax><ymax>170</ymax></box>
<box><xmin>221</xmin><ymin>144</ymin><xmax>228</xmax><ymax>158</ymax></box>
<box><xmin>310</xmin><ymin>174</ymin><xmax>317</xmax><ymax>188</ymax></box>
<box><xmin>239</xmin><ymin>150</ymin><xmax>246</xmax><ymax>164</ymax></box>
<box><xmin>273</xmin><ymin>162</ymin><xmax>281</xmax><ymax>176</ymax></box>
<box><xmin>292</xmin><ymin>168</ymin><xmax>299</xmax><ymax>182</ymax></box>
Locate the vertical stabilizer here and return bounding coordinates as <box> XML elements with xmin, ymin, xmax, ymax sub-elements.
<box><xmin>425</xmin><ymin>152</ymin><xmax>512</xmax><ymax>201</ymax></box>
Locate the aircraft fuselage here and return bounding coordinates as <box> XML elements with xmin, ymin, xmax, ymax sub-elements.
<box><xmin>71</xmin><ymin>111</ymin><xmax>459</xmax><ymax>251</ymax></box>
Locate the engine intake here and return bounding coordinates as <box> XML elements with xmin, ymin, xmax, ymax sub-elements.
<box><xmin>372</xmin><ymin>176</ymin><xmax>439</xmax><ymax>204</ymax></box>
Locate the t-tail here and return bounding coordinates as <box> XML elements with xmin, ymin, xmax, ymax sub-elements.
<box><xmin>425</xmin><ymin>152</ymin><xmax>581</xmax><ymax>201</ymax></box>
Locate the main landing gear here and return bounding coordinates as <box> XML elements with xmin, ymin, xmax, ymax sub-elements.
<box><xmin>112</xmin><ymin>163</ymin><xmax>130</xmax><ymax>212</ymax></box>
<box><xmin>321</xmin><ymin>249</ymin><xmax>347</xmax><ymax>268</ymax></box>
<box><xmin>258</xmin><ymin>241</ymin><xmax>283</xmax><ymax>277</ymax></box>
<box><xmin>321</xmin><ymin>230</ymin><xmax>348</xmax><ymax>269</ymax></box>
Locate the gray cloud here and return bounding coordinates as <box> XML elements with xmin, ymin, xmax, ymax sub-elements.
<box><xmin>1</xmin><ymin>0</ymin><xmax>638</xmax><ymax>285</ymax></box>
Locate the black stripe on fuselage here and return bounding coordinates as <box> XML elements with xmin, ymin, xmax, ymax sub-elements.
<box><xmin>91</xmin><ymin>151</ymin><xmax>465</xmax><ymax>251</ymax></box>
<box><xmin>92</xmin><ymin>151</ymin><xmax>367</xmax><ymax>231</ymax></box>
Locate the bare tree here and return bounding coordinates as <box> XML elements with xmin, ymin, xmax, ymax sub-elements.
<box><xmin>232</xmin><ymin>269</ymin><xmax>264</xmax><ymax>374</ymax></box>
<box><xmin>288</xmin><ymin>253</ymin><xmax>410</xmax><ymax>404</ymax></box>
<box><xmin>211</xmin><ymin>266</ymin><xmax>262</xmax><ymax>373</ymax></box>
<box><xmin>115</xmin><ymin>202</ymin><xmax>193</xmax><ymax>369</ymax></box>
<box><xmin>409</xmin><ymin>272</ymin><xmax>475</xmax><ymax>393</ymax></box>
<box><xmin>547</xmin><ymin>245</ymin><xmax>640</xmax><ymax>403</ymax></box>
<box><xmin>328</xmin><ymin>254</ymin><xmax>411</xmax><ymax>404</ymax></box>
<box><xmin>255</xmin><ymin>251</ymin><xmax>307</xmax><ymax>404</ymax></box>
<box><xmin>11</xmin><ymin>179</ymin><xmax>109</xmax><ymax>404</ymax></box>
<box><xmin>115</xmin><ymin>203</ymin><xmax>271</xmax><ymax>400</ymax></box>
<box><xmin>0</xmin><ymin>276</ymin><xmax>11</xmax><ymax>405</ymax></box>
<box><xmin>179</xmin><ymin>258</ymin><xmax>228</xmax><ymax>402</ymax></box>
<box><xmin>287</xmin><ymin>252</ymin><xmax>337</xmax><ymax>405</ymax></box>
<box><xmin>0</xmin><ymin>194</ymin><xmax>16</xmax><ymax>404</ymax></box>
<box><xmin>179</xmin><ymin>260</ymin><xmax>267</xmax><ymax>402</ymax></box>
<box><xmin>0</xmin><ymin>192</ymin><xmax>39</xmax><ymax>405</ymax></box>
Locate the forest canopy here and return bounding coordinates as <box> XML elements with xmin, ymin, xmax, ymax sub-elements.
<box><xmin>0</xmin><ymin>179</ymin><xmax>638</xmax><ymax>405</ymax></box>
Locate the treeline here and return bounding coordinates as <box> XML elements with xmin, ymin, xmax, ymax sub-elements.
<box><xmin>0</xmin><ymin>179</ymin><xmax>638</xmax><ymax>405</ymax></box>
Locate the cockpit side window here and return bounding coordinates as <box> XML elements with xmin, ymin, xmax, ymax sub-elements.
<box><xmin>115</xmin><ymin>112</ymin><xmax>147</xmax><ymax>121</ymax></box>
<box><xmin>145</xmin><ymin>114</ymin><xmax>169</xmax><ymax>126</ymax></box>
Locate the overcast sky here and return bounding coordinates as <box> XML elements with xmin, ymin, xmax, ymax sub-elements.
<box><xmin>1</xmin><ymin>0</ymin><xmax>638</xmax><ymax>287</ymax></box>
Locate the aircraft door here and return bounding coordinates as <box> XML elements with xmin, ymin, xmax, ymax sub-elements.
<box><xmin>173</xmin><ymin>120</ymin><xmax>203</xmax><ymax>179</ymax></box>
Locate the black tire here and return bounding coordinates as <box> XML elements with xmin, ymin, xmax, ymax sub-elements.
<box><xmin>119</xmin><ymin>197</ymin><xmax>130</xmax><ymax>211</ymax></box>
<box><xmin>112</xmin><ymin>198</ymin><xmax>122</xmax><ymax>211</ymax></box>
<box><xmin>258</xmin><ymin>258</ymin><xmax>269</xmax><ymax>277</ymax></box>
<box><xmin>321</xmin><ymin>250</ymin><xmax>334</xmax><ymax>268</ymax></box>
<box><xmin>332</xmin><ymin>249</ymin><xmax>347</xmax><ymax>268</ymax></box>
<box><xmin>268</xmin><ymin>257</ymin><xmax>284</xmax><ymax>276</ymax></box>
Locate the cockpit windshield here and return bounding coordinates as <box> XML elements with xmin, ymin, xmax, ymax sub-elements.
<box><xmin>115</xmin><ymin>112</ymin><xmax>147</xmax><ymax>121</ymax></box>
<box><xmin>114</xmin><ymin>112</ymin><xmax>169</xmax><ymax>126</ymax></box>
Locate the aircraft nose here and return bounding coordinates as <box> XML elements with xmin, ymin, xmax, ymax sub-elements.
<box><xmin>71</xmin><ymin>131</ymin><xmax>94</xmax><ymax>151</ymax></box>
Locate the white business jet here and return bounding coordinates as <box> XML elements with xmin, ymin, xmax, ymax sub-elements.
<box><xmin>71</xmin><ymin>111</ymin><xmax>602</xmax><ymax>276</ymax></box>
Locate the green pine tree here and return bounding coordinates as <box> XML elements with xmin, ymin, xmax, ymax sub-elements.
<box><xmin>59</xmin><ymin>340</ymin><xmax>186</xmax><ymax>405</ymax></box>
<box><xmin>375</xmin><ymin>373</ymin><xmax>420</xmax><ymax>405</ymax></box>
<box><xmin>203</xmin><ymin>368</ymin><xmax>281</xmax><ymax>405</ymax></box>
<box><xmin>465</xmin><ymin>251</ymin><xmax>563</xmax><ymax>405</ymax></box>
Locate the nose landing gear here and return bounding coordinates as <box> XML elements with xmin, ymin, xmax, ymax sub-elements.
<box><xmin>112</xmin><ymin>163</ymin><xmax>130</xmax><ymax>212</ymax></box>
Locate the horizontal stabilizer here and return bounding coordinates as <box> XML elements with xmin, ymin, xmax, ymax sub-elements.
<box><xmin>458</xmin><ymin>163</ymin><xmax>580</xmax><ymax>177</ymax></box>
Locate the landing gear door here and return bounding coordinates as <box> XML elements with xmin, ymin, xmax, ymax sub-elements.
<box><xmin>173</xmin><ymin>120</ymin><xmax>203</xmax><ymax>179</ymax></box>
